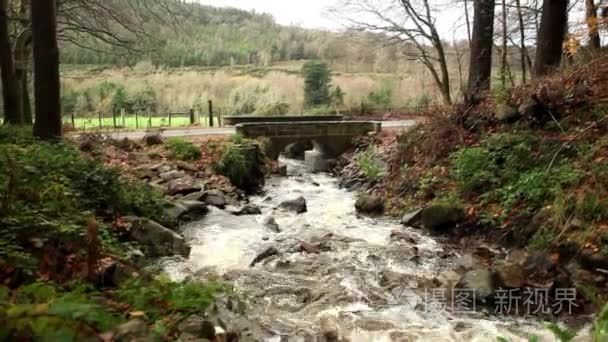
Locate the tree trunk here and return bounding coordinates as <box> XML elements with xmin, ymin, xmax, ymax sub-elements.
<box><xmin>500</xmin><ymin>0</ymin><xmax>508</xmax><ymax>88</ymax></box>
<box><xmin>31</xmin><ymin>0</ymin><xmax>61</xmax><ymax>140</ymax></box>
<box><xmin>515</xmin><ymin>0</ymin><xmax>528</xmax><ymax>83</ymax></box>
<box><xmin>534</xmin><ymin>0</ymin><xmax>568</xmax><ymax>77</ymax></box>
<box><xmin>467</xmin><ymin>0</ymin><xmax>496</xmax><ymax>101</ymax></box>
<box><xmin>0</xmin><ymin>0</ymin><xmax>23</xmax><ymax>124</ymax></box>
<box><xmin>586</xmin><ymin>0</ymin><xmax>601</xmax><ymax>51</ymax></box>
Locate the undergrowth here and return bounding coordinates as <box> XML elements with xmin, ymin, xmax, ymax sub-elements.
<box><xmin>0</xmin><ymin>126</ymin><xmax>221</xmax><ymax>340</ymax></box>
<box><xmin>165</xmin><ymin>138</ymin><xmax>202</xmax><ymax>161</ymax></box>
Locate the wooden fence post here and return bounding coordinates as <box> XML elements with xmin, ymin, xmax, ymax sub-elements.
<box><xmin>208</xmin><ymin>100</ymin><xmax>214</xmax><ymax>127</ymax></box>
<box><xmin>135</xmin><ymin>111</ymin><xmax>139</xmax><ymax>129</ymax></box>
<box><xmin>98</xmin><ymin>112</ymin><xmax>102</xmax><ymax>129</ymax></box>
<box><xmin>121</xmin><ymin>108</ymin><xmax>125</xmax><ymax>127</ymax></box>
<box><xmin>112</xmin><ymin>109</ymin><xmax>117</xmax><ymax>129</ymax></box>
<box><xmin>148</xmin><ymin>110</ymin><xmax>152</xmax><ymax>128</ymax></box>
<box><xmin>71</xmin><ymin>113</ymin><xmax>75</xmax><ymax>129</ymax></box>
<box><xmin>168</xmin><ymin>112</ymin><xmax>172</xmax><ymax>127</ymax></box>
<box><xmin>189</xmin><ymin>108</ymin><xmax>195</xmax><ymax>125</ymax></box>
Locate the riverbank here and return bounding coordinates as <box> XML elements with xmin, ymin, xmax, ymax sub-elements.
<box><xmin>0</xmin><ymin>127</ymin><xmax>271</xmax><ymax>340</ymax></box>
<box><xmin>334</xmin><ymin>57</ymin><xmax>608</xmax><ymax>336</ymax></box>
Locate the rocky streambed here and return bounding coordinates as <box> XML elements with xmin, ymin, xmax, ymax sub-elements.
<box><xmin>162</xmin><ymin>158</ymin><xmax>586</xmax><ymax>341</ymax></box>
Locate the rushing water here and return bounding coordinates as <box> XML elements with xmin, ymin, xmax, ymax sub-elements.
<box><xmin>164</xmin><ymin>158</ymin><xmax>568</xmax><ymax>342</ymax></box>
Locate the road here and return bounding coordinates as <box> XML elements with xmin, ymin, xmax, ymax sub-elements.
<box><xmin>108</xmin><ymin>120</ymin><xmax>418</xmax><ymax>140</ymax></box>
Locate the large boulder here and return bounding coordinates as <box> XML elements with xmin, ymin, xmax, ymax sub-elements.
<box><xmin>167</xmin><ymin>177</ymin><xmax>202</xmax><ymax>196</ymax></box>
<box><xmin>355</xmin><ymin>194</ymin><xmax>384</xmax><ymax>215</ymax></box>
<box><xmin>456</xmin><ymin>269</ymin><xmax>495</xmax><ymax>304</ymax></box>
<box><xmin>279</xmin><ymin>196</ymin><xmax>307</xmax><ymax>214</ymax></box>
<box><xmin>159</xmin><ymin>170</ymin><xmax>184</xmax><ymax>182</ymax></box>
<box><xmin>263</xmin><ymin>216</ymin><xmax>281</xmax><ymax>233</ymax></box>
<box><xmin>124</xmin><ymin>216</ymin><xmax>190</xmax><ymax>257</ymax></box>
<box><xmin>226</xmin><ymin>204</ymin><xmax>262</xmax><ymax>216</ymax></box>
<box><xmin>250</xmin><ymin>246</ymin><xmax>279</xmax><ymax>267</ymax></box>
<box><xmin>420</xmin><ymin>204</ymin><xmax>464</xmax><ymax>232</ymax></box>
<box><xmin>494</xmin><ymin>260</ymin><xmax>525</xmax><ymax>288</ymax></box>
<box><xmin>401</xmin><ymin>208</ymin><xmax>423</xmax><ymax>227</ymax></box>
<box><xmin>200</xmin><ymin>189</ymin><xmax>227</xmax><ymax>208</ymax></box>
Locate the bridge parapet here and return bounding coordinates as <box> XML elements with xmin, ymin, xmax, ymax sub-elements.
<box><xmin>223</xmin><ymin>115</ymin><xmax>343</xmax><ymax>126</ymax></box>
<box><xmin>236</xmin><ymin>121</ymin><xmax>381</xmax><ymax>159</ymax></box>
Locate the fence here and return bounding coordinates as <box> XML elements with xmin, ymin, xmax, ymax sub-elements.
<box><xmin>63</xmin><ymin>100</ymin><xmax>221</xmax><ymax>131</ymax></box>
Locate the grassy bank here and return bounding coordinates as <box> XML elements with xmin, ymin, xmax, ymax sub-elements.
<box><xmin>0</xmin><ymin>127</ymin><xmax>226</xmax><ymax>340</ymax></box>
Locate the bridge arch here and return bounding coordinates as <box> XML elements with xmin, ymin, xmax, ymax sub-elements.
<box><xmin>235</xmin><ymin>121</ymin><xmax>381</xmax><ymax>160</ymax></box>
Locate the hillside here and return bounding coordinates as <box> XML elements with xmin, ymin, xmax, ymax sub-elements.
<box><xmin>60</xmin><ymin>1</ymin><xmax>390</xmax><ymax>72</ymax></box>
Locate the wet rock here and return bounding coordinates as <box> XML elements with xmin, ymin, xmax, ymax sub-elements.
<box><xmin>435</xmin><ymin>270</ymin><xmax>462</xmax><ymax>289</ymax></box>
<box><xmin>201</xmin><ymin>189</ymin><xmax>227</xmax><ymax>208</ymax></box>
<box><xmin>175</xmin><ymin>201</ymin><xmax>209</xmax><ymax>221</ymax></box>
<box><xmin>97</xmin><ymin>260</ymin><xmax>134</xmax><ymax>287</ymax></box>
<box><xmin>454</xmin><ymin>254</ymin><xmax>480</xmax><ymax>273</ymax></box>
<box><xmin>279</xmin><ymin>196</ymin><xmax>307</xmax><ymax>214</ymax></box>
<box><xmin>456</xmin><ymin>269</ymin><xmax>494</xmax><ymax>304</ymax></box>
<box><xmin>167</xmin><ymin>177</ymin><xmax>203</xmax><ymax>196</ymax></box>
<box><xmin>320</xmin><ymin>316</ymin><xmax>339</xmax><ymax>342</ymax></box>
<box><xmin>355</xmin><ymin>194</ymin><xmax>384</xmax><ymax>215</ymax></box>
<box><xmin>299</xmin><ymin>241</ymin><xmax>321</xmax><ymax>254</ymax></box>
<box><xmin>379</xmin><ymin>270</ymin><xmax>408</xmax><ymax>288</ymax></box>
<box><xmin>401</xmin><ymin>208</ymin><xmax>422</xmax><ymax>227</ymax></box>
<box><xmin>124</xmin><ymin>216</ymin><xmax>190</xmax><ymax>257</ymax></box>
<box><xmin>390</xmin><ymin>230</ymin><xmax>418</xmax><ymax>244</ymax></box>
<box><xmin>495</xmin><ymin>103</ymin><xmax>521</xmax><ymax>123</ymax></box>
<box><xmin>420</xmin><ymin>205</ymin><xmax>464</xmax><ymax>232</ymax></box>
<box><xmin>250</xmin><ymin>246</ymin><xmax>279</xmax><ymax>267</ymax></box>
<box><xmin>160</xmin><ymin>170</ymin><xmax>185</xmax><ymax>181</ymax></box>
<box><xmin>494</xmin><ymin>260</ymin><xmax>525</xmax><ymax>288</ymax></box>
<box><xmin>177</xmin><ymin>316</ymin><xmax>216</xmax><ymax>340</ymax></box>
<box><xmin>226</xmin><ymin>204</ymin><xmax>262</xmax><ymax>216</ymax></box>
<box><xmin>523</xmin><ymin>252</ymin><xmax>557</xmax><ymax>287</ymax></box>
<box><xmin>158</xmin><ymin>165</ymin><xmax>173</xmax><ymax>174</ymax></box>
<box><xmin>263</xmin><ymin>217</ymin><xmax>281</xmax><ymax>233</ymax></box>
<box><xmin>277</xmin><ymin>164</ymin><xmax>288</xmax><ymax>177</ymax></box>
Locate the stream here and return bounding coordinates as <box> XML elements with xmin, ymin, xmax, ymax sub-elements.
<box><xmin>163</xmin><ymin>158</ymin><xmax>566</xmax><ymax>341</ymax></box>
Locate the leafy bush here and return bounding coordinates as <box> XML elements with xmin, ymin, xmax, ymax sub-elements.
<box><xmin>215</xmin><ymin>141</ymin><xmax>265</xmax><ymax>192</ymax></box>
<box><xmin>165</xmin><ymin>138</ymin><xmax>202</xmax><ymax>161</ymax></box>
<box><xmin>366</xmin><ymin>81</ymin><xmax>393</xmax><ymax>109</ymax></box>
<box><xmin>356</xmin><ymin>146</ymin><xmax>386</xmax><ymax>180</ymax></box>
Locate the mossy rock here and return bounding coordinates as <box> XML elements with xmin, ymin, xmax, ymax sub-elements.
<box><xmin>420</xmin><ymin>204</ymin><xmax>464</xmax><ymax>232</ymax></box>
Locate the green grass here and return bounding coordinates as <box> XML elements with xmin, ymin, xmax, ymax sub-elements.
<box><xmin>61</xmin><ymin>115</ymin><xmax>221</xmax><ymax>131</ymax></box>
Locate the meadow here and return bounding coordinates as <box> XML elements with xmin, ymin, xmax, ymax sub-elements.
<box><xmin>60</xmin><ymin>60</ymin><xmax>451</xmax><ymax>120</ymax></box>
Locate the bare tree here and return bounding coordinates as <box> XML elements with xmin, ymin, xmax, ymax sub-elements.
<box><xmin>514</xmin><ymin>0</ymin><xmax>531</xmax><ymax>82</ymax></box>
<box><xmin>31</xmin><ymin>0</ymin><xmax>61</xmax><ymax>140</ymax></box>
<box><xmin>0</xmin><ymin>0</ymin><xmax>22</xmax><ymax>124</ymax></box>
<box><xmin>332</xmin><ymin>0</ymin><xmax>453</xmax><ymax>104</ymax></box>
<box><xmin>500</xmin><ymin>0</ymin><xmax>509</xmax><ymax>88</ymax></box>
<box><xmin>535</xmin><ymin>0</ymin><xmax>568</xmax><ymax>76</ymax></box>
<box><xmin>467</xmin><ymin>0</ymin><xmax>496</xmax><ymax>100</ymax></box>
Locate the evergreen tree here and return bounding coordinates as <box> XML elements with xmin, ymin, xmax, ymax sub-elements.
<box><xmin>302</xmin><ymin>61</ymin><xmax>331</xmax><ymax>108</ymax></box>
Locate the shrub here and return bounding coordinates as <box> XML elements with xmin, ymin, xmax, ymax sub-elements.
<box><xmin>366</xmin><ymin>81</ymin><xmax>393</xmax><ymax>109</ymax></box>
<box><xmin>165</xmin><ymin>138</ymin><xmax>201</xmax><ymax>161</ymax></box>
<box><xmin>356</xmin><ymin>146</ymin><xmax>386</xmax><ymax>180</ymax></box>
<box><xmin>215</xmin><ymin>141</ymin><xmax>265</xmax><ymax>192</ymax></box>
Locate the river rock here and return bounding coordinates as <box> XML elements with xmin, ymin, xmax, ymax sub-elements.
<box><xmin>175</xmin><ymin>160</ymin><xmax>199</xmax><ymax>172</ymax></box>
<box><xmin>124</xmin><ymin>216</ymin><xmax>190</xmax><ymax>257</ymax></box>
<box><xmin>277</xmin><ymin>164</ymin><xmax>288</xmax><ymax>176</ymax></box>
<box><xmin>263</xmin><ymin>217</ymin><xmax>281</xmax><ymax>232</ymax></box>
<box><xmin>435</xmin><ymin>270</ymin><xmax>462</xmax><ymax>289</ymax></box>
<box><xmin>160</xmin><ymin>170</ymin><xmax>184</xmax><ymax>182</ymax></box>
<box><xmin>200</xmin><ymin>189</ymin><xmax>227</xmax><ymax>208</ymax></box>
<box><xmin>250</xmin><ymin>246</ymin><xmax>279</xmax><ymax>267</ymax></box>
<box><xmin>355</xmin><ymin>194</ymin><xmax>384</xmax><ymax>215</ymax></box>
<box><xmin>167</xmin><ymin>177</ymin><xmax>202</xmax><ymax>196</ymax></box>
<box><xmin>177</xmin><ymin>315</ymin><xmax>216</xmax><ymax>339</ymax></box>
<box><xmin>495</xmin><ymin>103</ymin><xmax>520</xmax><ymax>123</ymax></box>
<box><xmin>226</xmin><ymin>204</ymin><xmax>262</xmax><ymax>216</ymax></box>
<box><xmin>143</xmin><ymin>131</ymin><xmax>164</xmax><ymax>146</ymax></box>
<box><xmin>456</xmin><ymin>269</ymin><xmax>495</xmax><ymax>304</ymax></box>
<box><xmin>420</xmin><ymin>204</ymin><xmax>464</xmax><ymax>232</ymax></box>
<box><xmin>401</xmin><ymin>208</ymin><xmax>423</xmax><ymax>227</ymax></box>
<box><xmin>279</xmin><ymin>196</ymin><xmax>307</xmax><ymax>214</ymax></box>
<box><xmin>104</xmin><ymin>319</ymin><xmax>150</xmax><ymax>341</ymax></box>
<box><xmin>175</xmin><ymin>201</ymin><xmax>209</xmax><ymax>221</ymax></box>
<box><xmin>454</xmin><ymin>254</ymin><xmax>480</xmax><ymax>273</ymax></box>
<box><xmin>494</xmin><ymin>260</ymin><xmax>525</xmax><ymax>288</ymax></box>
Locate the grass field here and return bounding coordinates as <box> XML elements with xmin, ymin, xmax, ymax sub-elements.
<box><xmin>63</xmin><ymin>115</ymin><xmax>218</xmax><ymax>131</ymax></box>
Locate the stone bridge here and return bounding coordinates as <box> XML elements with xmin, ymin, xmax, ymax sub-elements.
<box><xmin>235</xmin><ymin>121</ymin><xmax>381</xmax><ymax>161</ymax></box>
